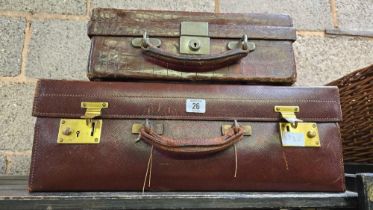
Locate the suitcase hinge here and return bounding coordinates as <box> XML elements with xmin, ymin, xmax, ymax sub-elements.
<box><xmin>275</xmin><ymin>106</ymin><xmax>320</xmax><ymax>147</ymax></box>
<box><xmin>57</xmin><ymin>102</ymin><xmax>108</xmax><ymax>144</ymax></box>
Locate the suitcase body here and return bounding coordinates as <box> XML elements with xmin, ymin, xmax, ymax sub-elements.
<box><xmin>29</xmin><ymin>80</ymin><xmax>344</xmax><ymax>192</ymax></box>
<box><xmin>87</xmin><ymin>9</ymin><xmax>297</xmax><ymax>84</ymax></box>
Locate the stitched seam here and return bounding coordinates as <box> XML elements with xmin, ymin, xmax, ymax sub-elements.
<box><xmin>29</xmin><ymin>120</ymin><xmax>39</xmax><ymax>191</ymax></box>
<box><xmin>32</xmin><ymin>81</ymin><xmax>42</xmax><ymax>115</ymax></box>
<box><xmin>32</xmin><ymin>97</ymin><xmax>38</xmax><ymax>116</ymax></box>
<box><xmin>335</xmin><ymin>122</ymin><xmax>346</xmax><ymax>190</ymax></box>
<box><xmin>37</xmin><ymin>94</ymin><xmax>339</xmax><ymax>103</ymax></box>
<box><xmin>33</xmin><ymin>112</ymin><xmax>341</xmax><ymax>121</ymax></box>
<box><xmin>145</xmin><ymin>128</ymin><xmax>241</xmax><ymax>147</ymax></box>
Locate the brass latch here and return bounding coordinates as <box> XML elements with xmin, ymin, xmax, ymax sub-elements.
<box><xmin>274</xmin><ymin>106</ymin><xmax>302</xmax><ymax>123</ymax></box>
<box><xmin>275</xmin><ymin>106</ymin><xmax>320</xmax><ymax>147</ymax></box>
<box><xmin>57</xmin><ymin>102</ymin><xmax>108</xmax><ymax>144</ymax></box>
<box><xmin>180</xmin><ymin>22</ymin><xmax>210</xmax><ymax>55</ymax></box>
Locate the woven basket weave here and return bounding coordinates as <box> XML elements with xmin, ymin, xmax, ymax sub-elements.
<box><xmin>328</xmin><ymin>65</ymin><xmax>373</xmax><ymax>163</ymax></box>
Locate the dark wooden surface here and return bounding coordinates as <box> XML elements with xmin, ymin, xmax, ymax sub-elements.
<box><xmin>356</xmin><ymin>173</ymin><xmax>373</xmax><ymax>210</ymax></box>
<box><xmin>0</xmin><ymin>176</ymin><xmax>359</xmax><ymax>210</ymax></box>
<box><xmin>345</xmin><ymin>163</ymin><xmax>373</xmax><ymax>174</ymax></box>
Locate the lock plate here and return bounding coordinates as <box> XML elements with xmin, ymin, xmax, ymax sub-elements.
<box><xmin>279</xmin><ymin>122</ymin><xmax>320</xmax><ymax>147</ymax></box>
<box><xmin>57</xmin><ymin>102</ymin><xmax>108</xmax><ymax>144</ymax></box>
<box><xmin>57</xmin><ymin>119</ymin><xmax>102</xmax><ymax>144</ymax></box>
<box><xmin>179</xmin><ymin>22</ymin><xmax>210</xmax><ymax>55</ymax></box>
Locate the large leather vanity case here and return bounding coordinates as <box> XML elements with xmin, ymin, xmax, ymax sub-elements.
<box><xmin>29</xmin><ymin>80</ymin><xmax>344</xmax><ymax>192</ymax></box>
<box><xmin>87</xmin><ymin>9</ymin><xmax>297</xmax><ymax>84</ymax></box>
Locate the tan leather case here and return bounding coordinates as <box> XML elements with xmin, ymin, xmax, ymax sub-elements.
<box><xmin>87</xmin><ymin>9</ymin><xmax>296</xmax><ymax>84</ymax></box>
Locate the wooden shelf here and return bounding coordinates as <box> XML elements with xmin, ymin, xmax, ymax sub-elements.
<box><xmin>0</xmin><ymin>173</ymin><xmax>371</xmax><ymax>210</ymax></box>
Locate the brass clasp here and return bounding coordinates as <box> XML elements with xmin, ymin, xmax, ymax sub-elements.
<box><xmin>57</xmin><ymin>102</ymin><xmax>108</xmax><ymax>144</ymax></box>
<box><xmin>275</xmin><ymin>106</ymin><xmax>320</xmax><ymax>147</ymax></box>
<box><xmin>179</xmin><ymin>22</ymin><xmax>210</xmax><ymax>55</ymax></box>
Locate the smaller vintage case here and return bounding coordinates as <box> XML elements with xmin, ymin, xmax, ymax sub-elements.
<box><xmin>87</xmin><ymin>9</ymin><xmax>297</xmax><ymax>84</ymax></box>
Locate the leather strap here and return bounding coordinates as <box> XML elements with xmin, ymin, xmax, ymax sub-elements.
<box><xmin>140</xmin><ymin>125</ymin><xmax>244</xmax><ymax>154</ymax></box>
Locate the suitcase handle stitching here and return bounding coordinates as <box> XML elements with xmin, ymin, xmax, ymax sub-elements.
<box><xmin>139</xmin><ymin>122</ymin><xmax>245</xmax><ymax>154</ymax></box>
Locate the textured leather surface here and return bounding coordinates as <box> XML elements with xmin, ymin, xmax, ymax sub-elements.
<box><xmin>87</xmin><ymin>9</ymin><xmax>297</xmax><ymax>84</ymax></box>
<box><xmin>29</xmin><ymin>80</ymin><xmax>345</xmax><ymax>192</ymax></box>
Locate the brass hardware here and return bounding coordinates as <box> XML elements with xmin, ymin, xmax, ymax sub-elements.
<box><xmin>222</xmin><ymin>124</ymin><xmax>252</xmax><ymax>136</ymax></box>
<box><xmin>180</xmin><ymin>22</ymin><xmax>210</xmax><ymax>55</ymax></box>
<box><xmin>275</xmin><ymin>106</ymin><xmax>320</xmax><ymax>147</ymax></box>
<box><xmin>274</xmin><ymin>106</ymin><xmax>302</xmax><ymax>124</ymax></box>
<box><xmin>57</xmin><ymin>119</ymin><xmax>103</xmax><ymax>144</ymax></box>
<box><xmin>307</xmin><ymin>130</ymin><xmax>317</xmax><ymax>138</ymax></box>
<box><xmin>57</xmin><ymin>102</ymin><xmax>108</xmax><ymax>144</ymax></box>
<box><xmin>279</xmin><ymin>122</ymin><xmax>320</xmax><ymax>147</ymax></box>
<box><xmin>227</xmin><ymin>41</ymin><xmax>255</xmax><ymax>51</ymax></box>
<box><xmin>132</xmin><ymin>123</ymin><xmax>143</xmax><ymax>134</ymax></box>
<box><xmin>131</xmin><ymin>36</ymin><xmax>161</xmax><ymax>48</ymax></box>
<box><xmin>62</xmin><ymin>127</ymin><xmax>73</xmax><ymax>136</ymax></box>
<box><xmin>189</xmin><ymin>39</ymin><xmax>201</xmax><ymax>51</ymax></box>
<box><xmin>81</xmin><ymin>102</ymin><xmax>108</xmax><ymax>119</ymax></box>
<box><xmin>227</xmin><ymin>34</ymin><xmax>256</xmax><ymax>51</ymax></box>
<box><xmin>131</xmin><ymin>123</ymin><xmax>164</xmax><ymax>135</ymax></box>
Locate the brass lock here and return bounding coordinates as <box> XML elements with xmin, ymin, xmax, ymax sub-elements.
<box><xmin>179</xmin><ymin>22</ymin><xmax>210</xmax><ymax>55</ymax></box>
<box><xmin>275</xmin><ymin>106</ymin><xmax>320</xmax><ymax>147</ymax></box>
<box><xmin>57</xmin><ymin>102</ymin><xmax>108</xmax><ymax>144</ymax></box>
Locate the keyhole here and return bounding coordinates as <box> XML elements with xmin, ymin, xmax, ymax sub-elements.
<box><xmin>90</xmin><ymin>122</ymin><xmax>96</xmax><ymax>136</ymax></box>
<box><xmin>189</xmin><ymin>39</ymin><xmax>200</xmax><ymax>51</ymax></box>
<box><xmin>76</xmin><ymin>131</ymin><xmax>80</xmax><ymax>137</ymax></box>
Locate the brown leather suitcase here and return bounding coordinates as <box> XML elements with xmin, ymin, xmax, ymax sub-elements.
<box><xmin>29</xmin><ymin>80</ymin><xmax>344</xmax><ymax>192</ymax></box>
<box><xmin>87</xmin><ymin>9</ymin><xmax>297</xmax><ymax>84</ymax></box>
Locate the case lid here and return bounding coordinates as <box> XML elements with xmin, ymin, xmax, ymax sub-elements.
<box><xmin>33</xmin><ymin>80</ymin><xmax>342</xmax><ymax>122</ymax></box>
<box><xmin>88</xmin><ymin>9</ymin><xmax>296</xmax><ymax>41</ymax></box>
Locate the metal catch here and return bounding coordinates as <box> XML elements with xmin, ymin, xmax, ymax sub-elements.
<box><xmin>57</xmin><ymin>102</ymin><xmax>108</xmax><ymax>144</ymax></box>
<box><xmin>275</xmin><ymin>106</ymin><xmax>320</xmax><ymax>147</ymax></box>
<box><xmin>179</xmin><ymin>22</ymin><xmax>210</xmax><ymax>55</ymax></box>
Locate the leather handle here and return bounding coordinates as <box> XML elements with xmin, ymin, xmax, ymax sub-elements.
<box><xmin>140</xmin><ymin>33</ymin><xmax>254</xmax><ymax>72</ymax></box>
<box><xmin>140</xmin><ymin>124</ymin><xmax>244</xmax><ymax>154</ymax></box>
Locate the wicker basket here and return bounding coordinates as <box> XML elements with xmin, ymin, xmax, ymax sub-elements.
<box><xmin>327</xmin><ymin>64</ymin><xmax>373</xmax><ymax>163</ymax></box>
